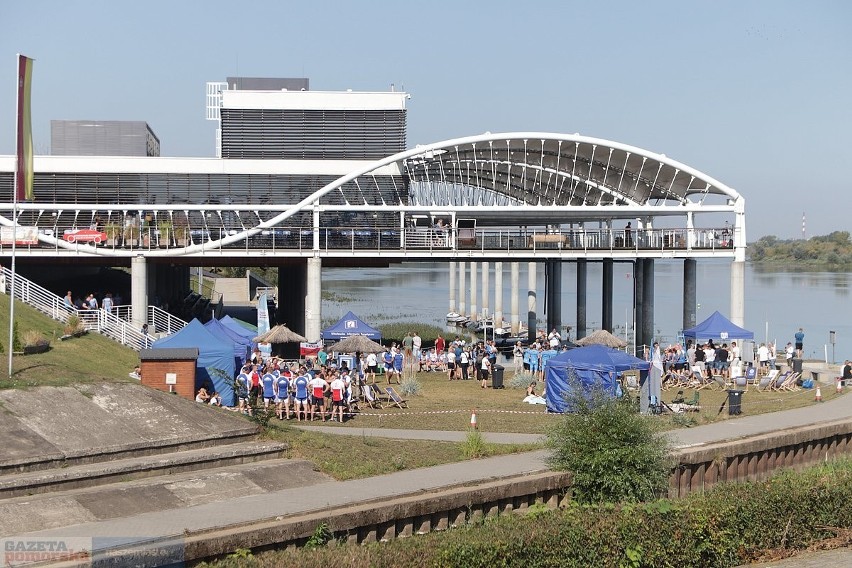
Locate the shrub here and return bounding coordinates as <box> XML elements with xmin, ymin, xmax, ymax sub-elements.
<box><xmin>64</xmin><ymin>314</ymin><xmax>85</xmax><ymax>336</ymax></box>
<box><xmin>12</xmin><ymin>320</ymin><xmax>21</xmax><ymax>352</ymax></box>
<box><xmin>546</xmin><ymin>378</ymin><xmax>672</xmax><ymax>504</ymax></box>
<box><xmin>398</xmin><ymin>375</ymin><xmax>422</xmax><ymax>396</ymax></box>
<box><xmin>461</xmin><ymin>429</ymin><xmax>486</xmax><ymax>459</ymax></box>
<box><xmin>509</xmin><ymin>371</ymin><xmax>536</xmax><ymax>389</ymax></box>
<box><xmin>22</xmin><ymin>330</ymin><xmax>48</xmax><ymax>348</ymax></box>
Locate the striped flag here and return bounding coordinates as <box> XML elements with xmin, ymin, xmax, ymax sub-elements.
<box><xmin>16</xmin><ymin>55</ymin><xmax>34</xmax><ymax>201</ymax></box>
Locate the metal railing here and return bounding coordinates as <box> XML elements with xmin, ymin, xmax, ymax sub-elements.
<box><xmin>0</xmin><ymin>266</ymin><xmax>169</xmax><ymax>350</ymax></box>
<box><xmin>0</xmin><ymin>225</ymin><xmax>737</xmax><ymax>256</ymax></box>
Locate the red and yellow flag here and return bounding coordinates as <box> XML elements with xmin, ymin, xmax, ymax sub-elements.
<box><xmin>16</xmin><ymin>54</ymin><xmax>34</xmax><ymax>202</ymax></box>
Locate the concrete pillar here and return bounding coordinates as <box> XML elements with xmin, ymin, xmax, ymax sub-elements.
<box><xmin>527</xmin><ymin>262</ymin><xmax>537</xmax><ymax>342</ymax></box>
<box><xmin>545</xmin><ymin>260</ymin><xmax>562</xmax><ymax>335</ymax></box>
<box><xmin>602</xmin><ymin>259</ymin><xmax>613</xmax><ymax>332</ymax></box>
<box><xmin>469</xmin><ymin>261</ymin><xmax>478</xmax><ymax>321</ymax></box>
<box><xmin>634</xmin><ymin>259</ymin><xmax>645</xmax><ymax>349</ymax></box>
<box><xmin>731</xmin><ymin>260</ymin><xmax>745</xmax><ymax>327</ymax></box>
<box><xmin>642</xmin><ymin>258</ymin><xmax>655</xmax><ymax>352</ymax></box>
<box><xmin>458</xmin><ymin>262</ymin><xmax>466</xmax><ymax>317</ymax></box>
<box><xmin>683</xmin><ymin>258</ymin><xmax>697</xmax><ymax>331</ymax></box>
<box><xmin>305</xmin><ymin>257</ymin><xmax>322</xmax><ymax>342</ymax></box>
<box><xmin>510</xmin><ymin>262</ymin><xmax>520</xmax><ymax>334</ymax></box>
<box><xmin>449</xmin><ymin>261</ymin><xmax>456</xmax><ymax>314</ymax></box>
<box><xmin>131</xmin><ymin>255</ymin><xmax>148</xmax><ymax>329</ymax></box>
<box><xmin>278</xmin><ymin>262</ymin><xmax>307</xmax><ymax>333</ymax></box>
<box><xmin>494</xmin><ymin>262</ymin><xmax>503</xmax><ymax>330</ymax></box>
<box><xmin>576</xmin><ymin>259</ymin><xmax>587</xmax><ymax>341</ymax></box>
<box><xmin>481</xmin><ymin>261</ymin><xmax>489</xmax><ymax>319</ymax></box>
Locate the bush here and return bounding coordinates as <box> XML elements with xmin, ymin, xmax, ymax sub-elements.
<box><xmin>509</xmin><ymin>371</ymin><xmax>536</xmax><ymax>389</ymax></box>
<box><xmin>546</xmin><ymin>379</ymin><xmax>671</xmax><ymax>504</ymax></box>
<box><xmin>22</xmin><ymin>330</ymin><xmax>48</xmax><ymax>348</ymax></box>
<box><xmin>398</xmin><ymin>375</ymin><xmax>422</xmax><ymax>397</ymax></box>
<box><xmin>12</xmin><ymin>320</ymin><xmax>21</xmax><ymax>352</ymax></box>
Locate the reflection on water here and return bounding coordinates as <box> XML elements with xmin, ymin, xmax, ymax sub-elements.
<box><xmin>322</xmin><ymin>261</ymin><xmax>852</xmax><ymax>359</ymax></box>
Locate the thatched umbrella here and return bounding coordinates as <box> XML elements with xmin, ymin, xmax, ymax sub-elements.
<box><xmin>575</xmin><ymin>329</ymin><xmax>628</xmax><ymax>349</ymax></box>
<box><xmin>253</xmin><ymin>324</ymin><xmax>307</xmax><ymax>344</ymax></box>
<box><xmin>331</xmin><ymin>334</ymin><xmax>384</xmax><ymax>353</ymax></box>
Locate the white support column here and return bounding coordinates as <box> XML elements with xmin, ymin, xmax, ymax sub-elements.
<box><xmin>494</xmin><ymin>262</ymin><xmax>503</xmax><ymax>331</ymax></box>
<box><xmin>686</xmin><ymin>211</ymin><xmax>695</xmax><ymax>250</ymax></box>
<box><xmin>527</xmin><ymin>262</ymin><xmax>537</xmax><ymax>335</ymax></box>
<box><xmin>306</xmin><ymin>257</ymin><xmax>322</xmax><ymax>342</ymax></box>
<box><xmin>312</xmin><ymin>201</ymin><xmax>320</xmax><ymax>251</ymax></box>
<box><xmin>131</xmin><ymin>255</ymin><xmax>148</xmax><ymax>330</ymax></box>
<box><xmin>511</xmin><ymin>262</ymin><xmax>520</xmax><ymax>334</ymax></box>
<box><xmin>730</xmin><ymin>197</ymin><xmax>747</xmax><ymax>327</ymax></box>
<box><xmin>481</xmin><ymin>261</ymin><xmax>489</xmax><ymax>319</ymax></box>
<box><xmin>449</xmin><ymin>261</ymin><xmax>457</xmax><ymax>314</ymax></box>
<box><xmin>469</xmin><ymin>261</ymin><xmax>478</xmax><ymax>321</ymax></box>
<box><xmin>458</xmin><ymin>262</ymin><xmax>466</xmax><ymax>317</ymax></box>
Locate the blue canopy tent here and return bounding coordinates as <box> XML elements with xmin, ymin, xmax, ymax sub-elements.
<box><xmin>545</xmin><ymin>345</ymin><xmax>649</xmax><ymax>414</ymax></box>
<box><xmin>683</xmin><ymin>311</ymin><xmax>754</xmax><ymax>340</ymax></box>
<box><xmin>321</xmin><ymin>311</ymin><xmax>381</xmax><ymax>341</ymax></box>
<box><xmin>220</xmin><ymin>315</ymin><xmax>258</xmax><ymax>344</ymax></box>
<box><xmin>153</xmin><ymin>319</ymin><xmax>235</xmax><ymax>403</ymax></box>
<box><xmin>205</xmin><ymin>318</ymin><xmax>252</xmax><ymax>366</ymax></box>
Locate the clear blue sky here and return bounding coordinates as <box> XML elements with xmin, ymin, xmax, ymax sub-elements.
<box><xmin>1</xmin><ymin>1</ymin><xmax>849</xmax><ymax>239</ymax></box>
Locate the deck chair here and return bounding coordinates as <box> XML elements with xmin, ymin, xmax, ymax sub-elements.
<box><xmin>757</xmin><ymin>370</ymin><xmax>783</xmax><ymax>392</ymax></box>
<box><xmin>384</xmin><ymin>387</ymin><xmax>408</xmax><ymax>409</ymax></box>
<box><xmin>776</xmin><ymin>372</ymin><xmax>800</xmax><ymax>391</ymax></box>
<box><xmin>735</xmin><ymin>366</ymin><xmax>758</xmax><ymax>391</ymax></box>
<box><xmin>361</xmin><ymin>380</ymin><xmax>383</xmax><ymax>409</ymax></box>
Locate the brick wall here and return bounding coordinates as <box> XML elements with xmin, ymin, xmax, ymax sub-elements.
<box><xmin>140</xmin><ymin>360</ymin><xmax>197</xmax><ymax>400</ymax></box>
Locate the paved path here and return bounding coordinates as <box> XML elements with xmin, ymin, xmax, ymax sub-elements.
<box><xmin>738</xmin><ymin>547</ymin><xmax>851</xmax><ymax>567</ymax></box>
<box><xmin>14</xmin><ymin>392</ymin><xmax>852</xmax><ymax>563</ymax></box>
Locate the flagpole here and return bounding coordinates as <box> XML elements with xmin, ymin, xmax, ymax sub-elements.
<box><xmin>8</xmin><ymin>55</ymin><xmax>20</xmax><ymax>378</ymax></box>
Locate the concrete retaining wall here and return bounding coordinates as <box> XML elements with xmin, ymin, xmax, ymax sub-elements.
<box><xmin>54</xmin><ymin>416</ymin><xmax>852</xmax><ymax>567</ymax></box>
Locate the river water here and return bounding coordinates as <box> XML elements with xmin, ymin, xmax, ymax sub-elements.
<box><xmin>321</xmin><ymin>261</ymin><xmax>851</xmax><ymax>362</ymax></box>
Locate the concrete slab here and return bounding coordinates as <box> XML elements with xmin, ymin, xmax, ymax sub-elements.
<box><xmin>165</xmin><ymin>471</ymin><xmax>266</xmax><ymax>508</ymax></box>
<box><xmin>0</xmin><ymin>496</ymin><xmax>98</xmax><ymax>535</ymax></box>
<box><xmin>75</xmin><ymin>485</ymin><xmax>180</xmax><ymax>520</ymax></box>
<box><xmin>0</xmin><ymin>408</ymin><xmax>63</xmax><ymax>471</ymax></box>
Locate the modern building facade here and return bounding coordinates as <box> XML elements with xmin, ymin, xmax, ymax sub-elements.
<box><xmin>51</xmin><ymin>120</ymin><xmax>160</xmax><ymax>157</ymax></box>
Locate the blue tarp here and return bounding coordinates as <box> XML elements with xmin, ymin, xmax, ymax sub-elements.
<box><xmin>220</xmin><ymin>315</ymin><xmax>258</xmax><ymax>343</ymax></box>
<box><xmin>153</xmin><ymin>319</ymin><xmax>235</xmax><ymax>402</ymax></box>
<box><xmin>682</xmin><ymin>310</ymin><xmax>754</xmax><ymax>340</ymax></box>
<box><xmin>321</xmin><ymin>311</ymin><xmax>381</xmax><ymax>340</ymax></box>
<box><xmin>545</xmin><ymin>345</ymin><xmax>649</xmax><ymax>414</ymax></box>
<box><xmin>205</xmin><ymin>318</ymin><xmax>252</xmax><ymax>365</ymax></box>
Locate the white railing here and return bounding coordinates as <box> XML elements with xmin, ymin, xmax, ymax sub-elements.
<box><xmin>0</xmin><ymin>266</ymin><xmax>164</xmax><ymax>350</ymax></box>
<box><xmin>108</xmin><ymin>305</ymin><xmax>187</xmax><ymax>336</ymax></box>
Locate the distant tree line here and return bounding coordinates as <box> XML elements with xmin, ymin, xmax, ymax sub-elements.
<box><xmin>748</xmin><ymin>231</ymin><xmax>852</xmax><ymax>266</ymax></box>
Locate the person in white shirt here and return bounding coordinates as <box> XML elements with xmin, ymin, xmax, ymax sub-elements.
<box><xmin>757</xmin><ymin>343</ymin><xmax>770</xmax><ymax>369</ymax></box>
<box><xmin>329</xmin><ymin>374</ymin><xmax>346</xmax><ymax>423</ymax></box>
<box><xmin>480</xmin><ymin>356</ymin><xmax>491</xmax><ymax>388</ymax></box>
<box><xmin>308</xmin><ymin>373</ymin><xmax>329</xmax><ymax>422</ymax></box>
<box><xmin>365</xmin><ymin>352</ymin><xmax>378</xmax><ymax>383</ymax></box>
<box><xmin>548</xmin><ymin>328</ymin><xmax>561</xmax><ymax>349</ymax></box>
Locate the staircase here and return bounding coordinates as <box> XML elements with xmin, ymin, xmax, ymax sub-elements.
<box><xmin>0</xmin><ymin>266</ymin><xmax>186</xmax><ymax>350</ymax></box>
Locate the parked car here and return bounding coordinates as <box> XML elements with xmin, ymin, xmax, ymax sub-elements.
<box><xmin>63</xmin><ymin>228</ymin><xmax>108</xmax><ymax>244</ymax></box>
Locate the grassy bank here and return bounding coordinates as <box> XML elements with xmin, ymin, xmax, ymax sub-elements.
<box><xmin>0</xmin><ymin>294</ymin><xmax>140</xmax><ymax>388</ymax></box>
<box><xmin>199</xmin><ymin>458</ymin><xmax>852</xmax><ymax>568</ymax></box>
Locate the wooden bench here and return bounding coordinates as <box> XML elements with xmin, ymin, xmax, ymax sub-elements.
<box><xmin>529</xmin><ymin>234</ymin><xmax>568</xmax><ymax>247</ymax></box>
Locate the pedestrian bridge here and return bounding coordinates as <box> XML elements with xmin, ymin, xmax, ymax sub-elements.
<box><xmin>0</xmin><ymin>132</ymin><xmax>746</xmax><ymax>342</ymax></box>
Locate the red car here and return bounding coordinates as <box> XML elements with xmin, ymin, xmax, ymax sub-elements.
<box><xmin>63</xmin><ymin>228</ymin><xmax>108</xmax><ymax>244</ymax></box>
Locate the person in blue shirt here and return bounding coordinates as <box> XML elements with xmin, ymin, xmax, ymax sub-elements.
<box><xmin>236</xmin><ymin>372</ymin><xmax>250</xmax><ymax>415</ymax></box>
<box><xmin>293</xmin><ymin>368</ymin><xmax>310</xmax><ymax>422</ymax></box>
<box><xmin>275</xmin><ymin>373</ymin><xmax>290</xmax><ymax>420</ymax></box>
<box><xmin>392</xmin><ymin>351</ymin><xmax>404</xmax><ymax>384</ymax></box>
<box><xmin>794</xmin><ymin>328</ymin><xmax>805</xmax><ymax>357</ymax></box>
<box><xmin>261</xmin><ymin>369</ymin><xmax>276</xmax><ymax>412</ymax></box>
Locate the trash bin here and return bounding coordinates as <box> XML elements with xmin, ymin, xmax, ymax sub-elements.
<box><xmin>491</xmin><ymin>365</ymin><xmax>505</xmax><ymax>389</ymax></box>
<box><xmin>726</xmin><ymin>389</ymin><xmax>744</xmax><ymax>416</ymax></box>
<box><xmin>791</xmin><ymin>358</ymin><xmax>803</xmax><ymax>374</ymax></box>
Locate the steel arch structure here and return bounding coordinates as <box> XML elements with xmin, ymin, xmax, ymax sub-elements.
<box><xmin>0</xmin><ymin>131</ymin><xmax>745</xmax><ymax>261</ymax></box>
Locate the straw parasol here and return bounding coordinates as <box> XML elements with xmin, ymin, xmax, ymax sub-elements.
<box><xmin>575</xmin><ymin>329</ymin><xmax>628</xmax><ymax>349</ymax></box>
<box><xmin>253</xmin><ymin>324</ymin><xmax>307</xmax><ymax>344</ymax></box>
<box><xmin>331</xmin><ymin>334</ymin><xmax>384</xmax><ymax>353</ymax></box>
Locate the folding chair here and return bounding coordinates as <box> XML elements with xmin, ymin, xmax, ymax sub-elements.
<box><xmin>776</xmin><ymin>372</ymin><xmax>800</xmax><ymax>391</ymax></box>
<box><xmin>384</xmin><ymin>387</ymin><xmax>408</xmax><ymax>409</ymax></box>
<box><xmin>361</xmin><ymin>380</ymin><xmax>383</xmax><ymax>409</ymax></box>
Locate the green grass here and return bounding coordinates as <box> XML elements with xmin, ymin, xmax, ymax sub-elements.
<box><xmin>261</xmin><ymin>422</ymin><xmax>539</xmax><ymax>480</ymax></box>
<box><xmin>0</xmin><ymin>294</ymin><xmax>140</xmax><ymax>388</ymax></box>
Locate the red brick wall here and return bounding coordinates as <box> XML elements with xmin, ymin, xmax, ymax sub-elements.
<box><xmin>140</xmin><ymin>360</ymin><xmax>197</xmax><ymax>400</ymax></box>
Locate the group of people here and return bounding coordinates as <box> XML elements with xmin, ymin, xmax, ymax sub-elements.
<box><xmin>63</xmin><ymin>290</ymin><xmax>116</xmax><ymax>311</ymax></box>
<box><xmin>232</xmin><ymin>359</ymin><xmax>356</xmax><ymax>423</ymax></box>
<box><xmin>511</xmin><ymin>331</ymin><xmax>569</xmax><ymax>380</ymax></box>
